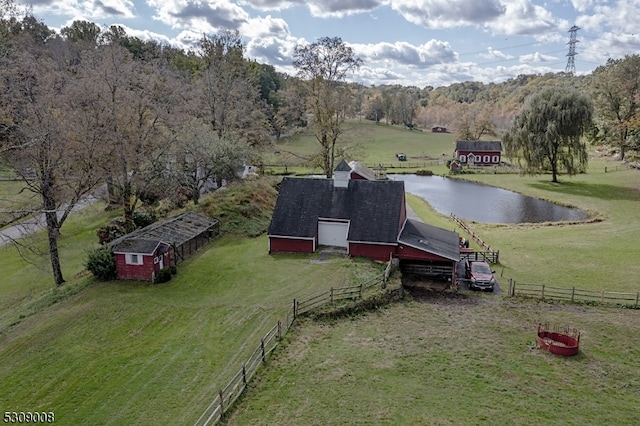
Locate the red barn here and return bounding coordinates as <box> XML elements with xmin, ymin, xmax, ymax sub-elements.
<box><xmin>454</xmin><ymin>140</ymin><xmax>503</xmax><ymax>166</ymax></box>
<box><xmin>112</xmin><ymin>239</ymin><xmax>172</xmax><ymax>282</ymax></box>
<box><xmin>268</xmin><ymin>160</ymin><xmax>461</xmax><ymax>277</ymax></box>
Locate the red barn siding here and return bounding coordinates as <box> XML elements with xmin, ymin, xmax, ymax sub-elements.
<box><xmin>115</xmin><ymin>253</ymin><xmax>155</xmax><ymax>281</ymax></box>
<box><xmin>269</xmin><ymin>237</ymin><xmax>315</xmax><ymax>254</ymax></box>
<box><xmin>397</xmin><ymin>244</ymin><xmax>452</xmax><ymax>262</ymax></box>
<box><xmin>115</xmin><ymin>248</ymin><xmax>172</xmax><ymax>282</ymax></box>
<box><xmin>349</xmin><ymin>242</ymin><xmax>397</xmax><ymax>261</ymax></box>
<box><xmin>350</xmin><ymin>173</ymin><xmax>367</xmax><ymax>180</ymax></box>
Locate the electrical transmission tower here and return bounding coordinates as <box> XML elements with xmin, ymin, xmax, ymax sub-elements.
<box><xmin>565</xmin><ymin>25</ymin><xmax>580</xmax><ymax>75</ymax></box>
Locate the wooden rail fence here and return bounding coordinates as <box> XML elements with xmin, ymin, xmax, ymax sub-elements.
<box><xmin>507</xmin><ymin>279</ymin><xmax>640</xmax><ymax>307</ymax></box>
<box><xmin>194</xmin><ymin>259</ymin><xmax>395</xmax><ymax>426</ymax></box>
<box><xmin>450</xmin><ymin>214</ymin><xmax>499</xmax><ymax>263</ymax></box>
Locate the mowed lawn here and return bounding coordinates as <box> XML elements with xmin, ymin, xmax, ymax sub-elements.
<box><xmin>228</xmin><ymin>293</ymin><xmax>640</xmax><ymax>425</ymax></box>
<box><xmin>0</xmin><ymin>232</ymin><xmax>384</xmax><ymax>425</ymax></box>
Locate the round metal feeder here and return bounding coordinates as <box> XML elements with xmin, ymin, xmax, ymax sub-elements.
<box><xmin>536</xmin><ymin>323</ymin><xmax>580</xmax><ymax>356</ymax></box>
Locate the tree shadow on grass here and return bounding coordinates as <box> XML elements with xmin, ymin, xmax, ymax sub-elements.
<box><xmin>528</xmin><ymin>180</ymin><xmax>640</xmax><ymax>201</ymax></box>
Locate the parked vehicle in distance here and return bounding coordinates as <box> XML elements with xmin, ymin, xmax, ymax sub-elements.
<box><xmin>396</xmin><ymin>153</ymin><xmax>407</xmax><ymax>161</ymax></box>
<box><xmin>465</xmin><ymin>260</ymin><xmax>496</xmax><ymax>292</ymax></box>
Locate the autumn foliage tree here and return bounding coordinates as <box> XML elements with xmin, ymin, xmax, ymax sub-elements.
<box><xmin>590</xmin><ymin>55</ymin><xmax>640</xmax><ymax>160</ymax></box>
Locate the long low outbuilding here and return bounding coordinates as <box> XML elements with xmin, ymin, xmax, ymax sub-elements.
<box><xmin>109</xmin><ymin>212</ymin><xmax>219</xmax><ymax>282</ymax></box>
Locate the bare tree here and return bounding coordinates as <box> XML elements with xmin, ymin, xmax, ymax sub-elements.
<box><xmin>454</xmin><ymin>102</ymin><xmax>497</xmax><ymax>140</ymax></box>
<box><xmin>0</xmin><ymin>25</ymin><xmax>107</xmax><ymax>285</ymax></box>
<box><xmin>79</xmin><ymin>44</ymin><xmax>175</xmax><ymax>229</ymax></box>
<box><xmin>293</xmin><ymin>37</ymin><xmax>362</xmax><ymax>177</ymax></box>
<box><xmin>196</xmin><ymin>31</ymin><xmax>268</xmax><ymax>146</ymax></box>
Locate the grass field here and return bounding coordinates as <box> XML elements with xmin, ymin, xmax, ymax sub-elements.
<box><xmin>1</xmin><ymin>121</ymin><xmax>639</xmax><ymax>424</ymax></box>
<box><xmin>0</xmin><ymin>234</ymin><xmax>385</xmax><ymax>424</ymax></box>
<box><xmin>262</xmin><ymin>120</ymin><xmax>454</xmax><ymax>174</ymax></box>
<box><xmin>228</xmin><ymin>292</ymin><xmax>640</xmax><ymax>425</ymax></box>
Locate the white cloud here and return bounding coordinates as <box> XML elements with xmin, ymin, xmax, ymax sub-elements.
<box><xmin>239</xmin><ymin>15</ymin><xmax>290</xmax><ymax>38</ymax></box>
<box><xmin>147</xmin><ymin>0</ymin><xmax>249</xmax><ymax>33</ymax></box>
<box><xmin>354</xmin><ymin>40</ymin><xmax>457</xmax><ymax>68</ymax></box>
<box><xmin>519</xmin><ymin>51</ymin><xmax>558</xmax><ymax>63</ymax></box>
<box><xmin>482</xmin><ymin>47</ymin><xmax>514</xmax><ymax>60</ymax></box>
<box><xmin>391</xmin><ymin>0</ymin><xmax>505</xmax><ymax>29</ymax></box>
<box><xmin>488</xmin><ymin>0</ymin><xmax>567</xmax><ymax>37</ymax></box>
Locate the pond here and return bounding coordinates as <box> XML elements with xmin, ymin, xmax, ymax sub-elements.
<box><xmin>390</xmin><ymin>174</ymin><xmax>589</xmax><ymax>224</ymax></box>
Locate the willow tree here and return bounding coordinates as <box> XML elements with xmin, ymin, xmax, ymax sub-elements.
<box><xmin>502</xmin><ymin>88</ymin><xmax>592</xmax><ymax>183</ymax></box>
<box><xmin>293</xmin><ymin>37</ymin><xmax>362</xmax><ymax>177</ymax></box>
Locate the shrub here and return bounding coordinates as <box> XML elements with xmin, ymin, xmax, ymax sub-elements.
<box><xmin>97</xmin><ymin>217</ymin><xmax>128</xmax><ymax>245</ymax></box>
<box><xmin>86</xmin><ymin>246</ymin><xmax>117</xmax><ymax>281</ymax></box>
<box><xmin>415</xmin><ymin>169</ymin><xmax>434</xmax><ymax>176</ymax></box>
<box><xmin>133</xmin><ymin>210</ymin><xmax>157</xmax><ymax>228</ymax></box>
<box><xmin>154</xmin><ymin>268</ymin><xmax>172</xmax><ymax>284</ymax></box>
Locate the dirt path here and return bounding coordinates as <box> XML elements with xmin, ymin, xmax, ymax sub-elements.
<box><xmin>0</xmin><ymin>194</ymin><xmax>100</xmax><ymax>247</ymax></box>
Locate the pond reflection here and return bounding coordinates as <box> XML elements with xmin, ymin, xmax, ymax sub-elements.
<box><xmin>391</xmin><ymin>174</ymin><xmax>589</xmax><ymax>224</ymax></box>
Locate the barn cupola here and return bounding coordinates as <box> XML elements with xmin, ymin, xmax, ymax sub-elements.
<box><xmin>333</xmin><ymin>159</ymin><xmax>351</xmax><ymax>188</ymax></box>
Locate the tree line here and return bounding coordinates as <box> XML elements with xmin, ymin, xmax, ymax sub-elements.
<box><xmin>1</xmin><ymin>0</ymin><xmax>638</xmax><ymax>285</ymax></box>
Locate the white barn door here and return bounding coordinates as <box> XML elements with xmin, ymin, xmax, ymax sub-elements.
<box><xmin>318</xmin><ymin>221</ymin><xmax>349</xmax><ymax>248</ymax></box>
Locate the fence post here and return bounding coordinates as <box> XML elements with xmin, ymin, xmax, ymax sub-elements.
<box><xmin>636</xmin><ymin>292</ymin><xmax>639</xmax><ymax>308</ymax></box>
<box><xmin>218</xmin><ymin>389</ymin><xmax>224</xmax><ymax>419</ymax></box>
<box><xmin>242</xmin><ymin>364</ymin><xmax>247</xmax><ymax>387</ymax></box>
<box><xmin>571</xmin><ymin>287</ymin><xmax>575</xmax><ymax>303</ymax></box>
<box><xmin>293</xmin><ymin>299</ymin><xmax>297</xmax><ymax>318</ymax></box>
<box><xmin>511</xmin><ymin>280</ymin><xmax>515</xmax><ymax>296</ymax></box>
<box><xmin>330</xmin><ymin>287</ymin><xmax>334</xmax><ymax>303</ymax></box>
<box><xmin>261</xmin><ymin>338</ymin><xmax>266</xmax><ymax>363</ymax></box>
<box><xmin>541</xmin><ymin>284</ymin><xmax>545</xmax><ymax>299</ymax></box>
<box><xmin>277</xmin><ymin>320</ymin><xmax>282</xmax><ymax>340</ymax></box>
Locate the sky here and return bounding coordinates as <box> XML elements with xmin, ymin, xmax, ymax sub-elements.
<box><xmin>15</xmin><ymin>0</ymin><xmax>640</xmax><ymax>88</ymax></box>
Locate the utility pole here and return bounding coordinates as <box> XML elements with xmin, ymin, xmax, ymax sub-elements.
<box><xmin>565</xmin><ymin>25</ymin><xmax>580</xmax><ymax>75</ymax></box>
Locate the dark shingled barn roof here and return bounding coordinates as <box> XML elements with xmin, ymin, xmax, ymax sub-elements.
<box><xmin>455</xmin><ymin>140</ymin><xmax>503</xmax><ymax>152</ymax></box>
<box><xmin>112</xmin><ymin>239</ymin><xmax>169</xmax><ymax>255</ymax></box>
<box><xmin>398</xmin><ymin>219</ymin><xmax>460</xmax><ymax>261</ymax></box>
<box><xmin>268</xmin><ymin>177</ymin><xmax>405</xmax><ymax>244</ymax></box>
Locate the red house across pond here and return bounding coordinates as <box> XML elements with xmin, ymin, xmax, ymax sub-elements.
<box><xmin>454</xmin><ymin>140</ymin><xmax>503</xmax><ymax>166</ymax></box>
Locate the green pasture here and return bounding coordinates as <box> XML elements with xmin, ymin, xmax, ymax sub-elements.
<box><xmin>229</xmin><ymin>294</ymin><xmax>640</xmax><ymax>425</ymax></box>
<box><xmin>263</xmin><ymin>120</ymin><xmax>454</xmax><ymax>174</ymax></box>
<box><xmin>0</xmin><ymin>234</ymin><xmax>383</xmax><ymax>425</ymax></box>
<box><xmin>0</xmin><ymin>201</ymin><xmax>118</xmax><ymax>328</ymax></box>
<box><xmin>0</xmin><ymin>179</ymin><xmax>40</xmax><ymax>227</ymax></box>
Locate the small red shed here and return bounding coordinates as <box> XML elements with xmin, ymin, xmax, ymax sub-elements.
<box><xmin>112</xmin><ymin>239</ymin><xmax>173</xmax><ymax>282</ymax></box>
